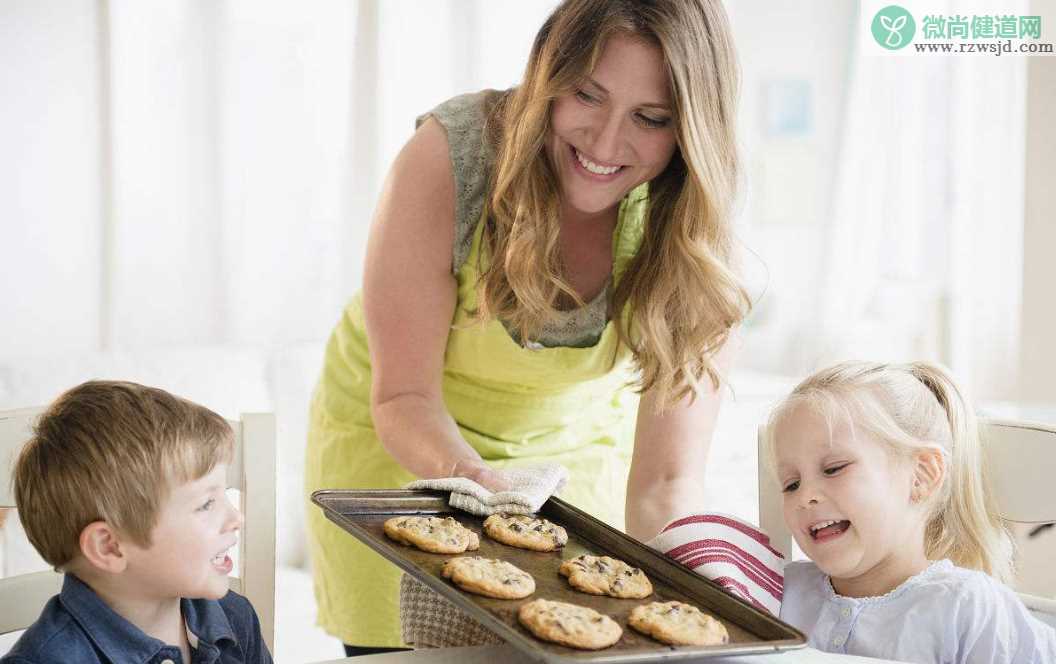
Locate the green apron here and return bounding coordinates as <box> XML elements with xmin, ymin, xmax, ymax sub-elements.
<box><xmin>305</xmin><ymin>184</ymin><xmax>648</xmax><ymax>646</ymax></box>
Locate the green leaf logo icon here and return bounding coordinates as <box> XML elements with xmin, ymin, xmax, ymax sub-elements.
<box><xmin>872</xmin><ymin>5</ymin><xmax>916</xmax><ymax>50</ymax></box>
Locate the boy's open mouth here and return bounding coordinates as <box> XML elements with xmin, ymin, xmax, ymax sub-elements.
<box><xmin>809</xmin><ymin>519</ymin><xmax>851</xmax><ymax>542</ymax></box>
<box><xmin>211</xmin><ymin>548</ymin><xmax>234</xmax><ymax>574</ymax></box>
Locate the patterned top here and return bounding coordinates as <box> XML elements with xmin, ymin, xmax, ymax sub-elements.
<box><xmin>416</xmin><ymin>89</ymin><xmax>610</xmax><ymax>349</ymax></box>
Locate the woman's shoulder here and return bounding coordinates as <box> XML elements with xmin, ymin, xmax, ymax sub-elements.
<box><xmin>415</xmin><ymin>88</ymin><xmax>512</xmax><ymax>274</ymax></box>
<box><xmin>416</xmin><ymin>88</ymin><xmax>508</xmax><ymax>134</ymax></box>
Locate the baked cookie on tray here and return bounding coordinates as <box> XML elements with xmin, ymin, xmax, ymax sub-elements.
<box><xmin>559</xmin><ymin>554</ymin><xmax>653</xmax><ymax>599</ymax></box>
<box><xmin>628</xmin><ymin>600</ymin><xmax>729</xmax><ymax>646</ymax></box>
<box><xmin>383</xmin><ymin>515</ymin><xmax>480</xmax><ymax>554</ymax></box>
<box><xmin>442</xmin><ymin>556</ymin><xmax>535</xmax><ymax>599</ymax></box>
<box><xmin>517</xmin><ymin>598</ymin><xmax>622</xmax><ymax>650</ymax></box>
<box><xmin>483</xmin><ymin>514</ymin><xmax>567</xmax><ymax>551</ymax></box>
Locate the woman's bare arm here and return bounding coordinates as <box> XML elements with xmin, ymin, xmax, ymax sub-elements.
<box><xmin>363</xmin><ymin>118</ymin><xmax>505</xmax><ymax>489</ymax></box>
<box><xmin>624</xmin><ymin>334</ymin><xmax>741</xmax><ymax>540</ymax></box>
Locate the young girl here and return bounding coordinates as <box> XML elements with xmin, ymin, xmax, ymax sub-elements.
<box><xmin>766</xmin><ymin>361</ymin><xmax>1055</xmax><ymax>663</ymax></box>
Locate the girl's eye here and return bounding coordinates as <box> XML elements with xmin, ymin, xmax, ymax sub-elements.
<box><xmin>198</xmin><ymin>498</ymin><xmax>215</xmax><ymax>512</ymax></box>
<box><xmin>782</xmin><ymin>480</ymin><xmax>800</xmax><ymax>493</ymax></box>
<box><xmin>636</xmin><ymin>113</ymin><xmax>670</xmax><ymax>129</ymax></box>
<box><xmin>574</xmin><ymin>89</ymin><xmax>599</xmax><ymax>104</ymax></box>
<box><xmin>823</xmin><ymin>463</ymin><xmax>850</xmax><ymax>476</ymax></box>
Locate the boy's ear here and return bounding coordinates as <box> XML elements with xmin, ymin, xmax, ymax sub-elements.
<box><xmin>78</xmin><ymin>521</ymin><xmax>129</xmax><ymax>573</ymax></box>
<box><xmin>910</xmin><ymin>448</ymin><xmax>946</xmax><ymax>503</ymax></box>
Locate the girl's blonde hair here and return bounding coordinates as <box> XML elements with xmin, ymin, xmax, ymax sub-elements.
<box><xmin>478</xmin><ymin>0</ymin><xmax>750</xmax><ymax>411</ymax></box>
<box><xmin>765</xmin><ymin>361</ymin><xmax>1013</xmax><ymax>582</ymax></box>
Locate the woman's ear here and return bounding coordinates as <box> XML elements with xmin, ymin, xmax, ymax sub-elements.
<box><xmin>910</xmin><ymin>448</ymin><xmax>946</xmax><ymax>503</ymax></box>
<box><xmin>78</xmin><ymin>521</ymin><xmax>128</xmax><ymax>573</ymax></box>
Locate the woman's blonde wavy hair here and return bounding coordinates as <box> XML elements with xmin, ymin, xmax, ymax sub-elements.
<box><xmin>764</xmin><ymin>361</ymin><xmax>1014</xmax><ymax>582</ymax></box>
<box><xmin>477</xmin><ymin>0</ymin><xmax>750</xmax><ymax>411</ymax></box>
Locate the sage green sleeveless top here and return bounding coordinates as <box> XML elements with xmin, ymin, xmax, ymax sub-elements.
<box><xmin>304</xmin><ymin>90</ymin><xmax>648</xmax><ymax>647</ymax></box>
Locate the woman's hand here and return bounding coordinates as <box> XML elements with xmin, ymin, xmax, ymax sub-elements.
<box><xmin>451</xmin><ymin>458</ymin><xmax>513</xmax><ymax>492</ymax></box>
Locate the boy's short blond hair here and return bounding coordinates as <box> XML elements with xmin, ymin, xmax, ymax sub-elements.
<box><xmin>13</xmin><ymin>380</ymin><xmax>234</xmax><ymax>568</ymax></box>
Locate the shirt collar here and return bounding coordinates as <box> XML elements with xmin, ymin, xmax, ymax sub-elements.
<box><xmin>182</xmin><ymin>594</ymin><xmax>239</xmax><ymax>652</ymax></box>
<box><xmin>822</xmin><ymin>558</ymin><xmax>953</xmax><ymax>605</ymax></box>
<box><xmin>59</xmin><ymin>574</ymin><xmax>237</xmax><ymax>663</ymax></box>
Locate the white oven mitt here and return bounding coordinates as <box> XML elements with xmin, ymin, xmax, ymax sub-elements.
<box><xmin>405</xmin><ymin>464</ymin><xmax>569</xmax><ymax>516</ymax></box>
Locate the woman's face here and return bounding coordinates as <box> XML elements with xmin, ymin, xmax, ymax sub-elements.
<box><xmin>547</xmin><ymin>33</ymin><xmax>678</xmax><ymax>219</ymax></box>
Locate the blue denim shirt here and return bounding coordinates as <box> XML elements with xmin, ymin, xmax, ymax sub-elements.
<box><xmin>1</xmin><ymin>574</ymin><xmax>273</xmax><ymax>664</ymax></box>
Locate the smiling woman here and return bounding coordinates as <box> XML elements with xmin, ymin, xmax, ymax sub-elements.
<box><xmin>304</xmin><ymin>0</ymin><xmax>751</xmax><ymax>653</ymax></box>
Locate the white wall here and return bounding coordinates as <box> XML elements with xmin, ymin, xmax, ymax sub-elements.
<box><xmin>1</xmin><ymin>2</ymin><xmax>104</xmax><ymax>356</ymax></box>
<box><xmin>726</xmin><ymin>1</ymin><xmax>857</xmax><ymax>372</ymax></box>
<box><xmin>1018</xmin><ymin>34</ymin><xmax>1056</xmax><ymax>404</ymax></box>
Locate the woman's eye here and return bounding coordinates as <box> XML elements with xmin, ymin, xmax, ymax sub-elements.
<box><xmin>636</xmin><ymin>113</ymin><xmax>670</xmax><ymax>129</ymax></box>
<box><xmin>782</xmin><ymin>480</ymin><xmax>800</xmax><ymax>493</ymax></box>
<box><xmin>198</xmin><ymin>498</ymin><xmax>215</xmax><ymax>512</ymax></box>
<box><xmin>574</xmin><ymin>89</ymin><xmax>599</xmax><ymax>104</ymax></box>
<box><xmin>823</xmin><ymin>463</ymin><xmax>849</xmax><ymax>476</ymax></box>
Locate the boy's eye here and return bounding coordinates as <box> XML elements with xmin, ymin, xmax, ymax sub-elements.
<box><xmin>823</xmin><ymin>463</ymin><xmax>850</xmax><ymax>476</ymax></box>
<box><xmin>635</xmin><ymin>112</ymin><xmax>670</xmax><ymax>129</ymax></box>
<box><xmin>782</xmin><ymin>480</ymin><xmax>800</xmax><ymax>493</ymax></box>
<box><xmin>198</xmin><ymin>498</ymin><xmax>215</xmax><ymax>512</ymax></box>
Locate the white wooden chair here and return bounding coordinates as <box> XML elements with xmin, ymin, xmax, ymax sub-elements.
<box><xmin>758</xmin><ymin>418</ymin><xmax>1056</xmax><ymax>620</ymax></box>
<box><xmin>0</xmin><ymin>407</ymin><xmax>276</xmax><ymax>652</ymax></box>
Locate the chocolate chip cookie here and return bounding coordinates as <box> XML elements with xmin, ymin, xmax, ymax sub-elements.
<box><xmin>559</xmin><ymin>554</ymin><xmax>653</xmax><ymax>599</ymax></box>
<box><xmin>517</xmin><ymin>598</ymin><xmax>622</xmax><ymax>650</ymax></box>
<box><xmin>483</xmin><ymin>514</ymin><xmax>567</xmax><ymax>552</ymax></box>
<box><xmin>441</xmin><ymin>556</ymin><xmax>535</xmax><ymax>599</ymax></box>
<box><xmin>383</xmin><ymin>515</ymin><xmax>480</xmax><ymax>554</ymax></box>
<box><xmin>628</xmin><ymin>601</ymin><xmax>729</xmax><ymax>646</ymax></box>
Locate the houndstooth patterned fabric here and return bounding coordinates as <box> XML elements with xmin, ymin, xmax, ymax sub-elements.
<box><xmin>399</xmin><ymin>574</ymin><xmax>505</xmax><ymax>648</ymax></box>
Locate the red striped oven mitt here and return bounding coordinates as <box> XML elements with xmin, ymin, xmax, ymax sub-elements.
<box><xmin>646</xmin><ymin>513</ymin><xmax>785</xmax><ymax>616</ymax></box>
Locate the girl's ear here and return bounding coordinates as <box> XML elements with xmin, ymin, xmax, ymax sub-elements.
<box><xmin>79</xmin><ymin>521</ymin><xmax>129</xmax><ymax>573</ymax></box>
<box><xmin>911</xmin><ymin>448</ymin><xmax>946</xmax><ymax>503</ymax></box>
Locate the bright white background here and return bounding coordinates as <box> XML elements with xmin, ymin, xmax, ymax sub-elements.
<box><xmin>2</xmin><ymin>1</ymin><xmax>1054</xmax><ymax>660</ymax></box>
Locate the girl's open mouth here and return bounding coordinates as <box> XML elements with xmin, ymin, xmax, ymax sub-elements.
<box><xmin>810</xmin><ymin>519</ymin><xmax>851</xmax><ymax>543</ymax></box>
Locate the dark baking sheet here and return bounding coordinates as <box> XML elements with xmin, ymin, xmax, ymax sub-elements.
<box><xmin>312</xmin><ymin>489</ymin><xmax>805</xmax><ymax>663</ymax></box>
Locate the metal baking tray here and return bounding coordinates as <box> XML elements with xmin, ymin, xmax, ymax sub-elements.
<box><xmin>312</xmin><ymin>489</ymin><xmax>805</xmax><ymax>663</ymax></box>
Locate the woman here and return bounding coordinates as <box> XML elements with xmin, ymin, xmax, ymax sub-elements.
<box><xmin>305</xmin><ymin>0</ymin><xmax>750</xmax><ymax>654</ymax></box>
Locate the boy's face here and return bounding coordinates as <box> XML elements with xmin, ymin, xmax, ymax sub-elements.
<box><xmin>123</xmin><ymin>463</ymin><xmax>241</xmax><ymax>601</ymax></box>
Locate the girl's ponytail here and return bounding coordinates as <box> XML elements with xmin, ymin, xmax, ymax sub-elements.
<box><xmin>909</xmin><ymin>363</ymin><xmax>1014</xmax><ymax>582</ymax></box>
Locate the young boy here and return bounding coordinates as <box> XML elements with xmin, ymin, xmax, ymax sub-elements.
<box><xmin>2</xmin><ymin>380</ymin><xmax>273</xmax><ymax>664</ymax></box>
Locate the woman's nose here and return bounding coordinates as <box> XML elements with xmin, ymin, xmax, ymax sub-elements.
<box><xmin>587</xmin><ymin>111</ymin><xmax>624</xmax><ymax>164</ymax></box>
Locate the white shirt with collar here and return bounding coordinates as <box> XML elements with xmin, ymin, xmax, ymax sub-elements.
<box><xmin>780</xmin><ymin>559</ymin><xmax>1056</xmax><ymax>664</ymax></box>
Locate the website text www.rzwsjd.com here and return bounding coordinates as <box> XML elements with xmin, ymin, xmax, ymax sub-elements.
<box><xmin>914</xmin><ymin>39</ymin><xmax>1054</xmax><ymax>55</ymax></box>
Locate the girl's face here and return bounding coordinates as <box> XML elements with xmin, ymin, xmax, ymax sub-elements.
<box><xmin>775</xmin><ymin>405</ymin><xmax>929</xmax><ymax>597</ymax></box>
<box><xmin>547</xmin><ymin>33</ymin><xmax>678</xmax><ymax>220</ymax></box>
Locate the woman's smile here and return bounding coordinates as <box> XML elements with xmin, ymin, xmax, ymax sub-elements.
<box><xmin>570</xmin><ymin>144</ymin><xmax>626</xmax><ymax>179</ymax></box>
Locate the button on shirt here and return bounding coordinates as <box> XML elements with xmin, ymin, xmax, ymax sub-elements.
<box><xmin>1</xmin><ymin>574</ymin><xmax>272</xmax><ymax>664</ymax></box>
<box><xmin>780</xmin><ymin>559</ymin><xmax>1056</xmax><ymax>664</ymax></box>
